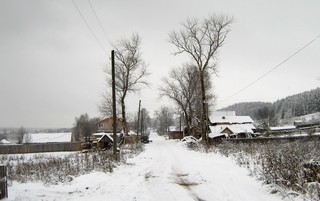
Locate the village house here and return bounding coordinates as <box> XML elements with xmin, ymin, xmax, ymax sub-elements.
<box><xmin>91</xmin><ymin>117</ymin><xmax>138</xmax><ymax>148</ymax></box>
<box><xmin>169</xmin><ymin>125</ymin><xmax>202</xmax><ymax>140</ymax></box>
<box><xmin>97</xmin><ymin>117</ymin><xmax>128</xmax><ymax>133</ymax></box>
<box><xmin>168</xmin><ymin>126</ymin><xmax>183</xmax><ymax>140</ymax></box>
<box><xmin>208</xmin><ymin>111</ymin><xmax>256</xmax><ymax>142</ymax></box>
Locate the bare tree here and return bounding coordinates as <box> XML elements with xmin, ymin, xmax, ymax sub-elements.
<box><xmin>169</xmin><ymin>14</ymin><xmax>232</xmax><ymax>142</ymax></box>
<box><xmin>98</xmin><ymin>92</ymin><xmax>121</xmax><ymax>117</ymax></box>
<box><xmin>17</xmin><ymin>126</ymin><xmax>26</xmax><ymax>144</ymax></box>
<box><xmin>100</xmin><ymin>34</ymin><xmax>150</xmax><ymax>128</ymax></box>
<box><xmin>160</xmin><ymin>64</ymin><xmax>215</xmax><ymax>135</ymax></box>
<box><xmin>0</xmin><ymin>129</ymin><xmax>7</xmax><ymax>140</ymax></box>
<box><xmin>154</xmin><ymin>106</ymin><xmax>173</xmax><ymax>135</ymax></box>
<box><xmin>23</xmin><ymin>133</ymin><xmax>32</xmax><ymax>144</ymax></box>
<box><xmin>160</xmin><ymin>64</ymin><xmax>199</xmax><ymax>134</ymax></box>
<box><xmin>72</xmin><ymin>114</ymin><xmax>99</xmax><ymax>142</ymax></box>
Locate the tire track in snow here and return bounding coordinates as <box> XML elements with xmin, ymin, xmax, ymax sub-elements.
<box><xmin>140</xmin><ymin>133</ymin><xmax>285</xmax><ymax>201</ymax></box>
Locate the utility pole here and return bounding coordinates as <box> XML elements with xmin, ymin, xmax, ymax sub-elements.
<box><xmin>205</xmin><ymin>102</ymin><xmax>209</xmax><ymax>144</ymax></box>
<box><xmin>140</xmin><ymin>110</ymin><xmax>144</xmax><ymax>136</ymax></box>
<box><xmin>137</xmin><ymin>100</ymin><xmax>141</xmax><ymax>136</ymax></box>
<box><xmin>111</xmin><ymin>50</ymin><xmax>118</xmax><ymax>161</ymax></box>
<box><xmin>179</xmin><ymin>114</ymin><xmax>182</xmax><ymax>132</ymax></box>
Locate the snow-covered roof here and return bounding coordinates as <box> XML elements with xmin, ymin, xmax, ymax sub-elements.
<box><xmin>128</xmin><ymin>130</ymin><xmax>137</xmax><ymax>135</ymax></box>
<box><xmin>269</xmin><ymin>126</ymin><xmax>296</xmax><ymax>131</ymax></box>
<box><xmin>208</xmin><ymin>132</ymin><xmax>228</xmax><ymax>138</ymax></box>
<box><xmin>97</xmin><ymin>133</ymin><xmax>114</xmax><ymax>142</ymax></box>
<box><xmin>93</xmin><ymin>132</ymin><xmax>121</xmax><ymax>137</ymax></box>
<box><xmin>222</xmin><ymin>124</ymin><xmax>255</xmax><ymax>134</ymax></box>
<box><xmin>169</xmin><ymin>126</ymin><xmax>180</xmax><ymax>132</ymax></box>
<box><xmin>209</xmin><ymin>115</ymin><xmax>254</xmax><ymax>124</ymax></box>
<box><xmin>209</xmin><ymin>124</ymin><xmax>255</xmax><ymax>137</ymax></box>
<box><xmin>209</xmin><ymin>125</ymin><xmax>224</xmax><ymax>134</ymax></box>
<box><xmin>211</xmin><ymin>111</ymin><xmax>236</xmax><ymax>117</ymax></box>
<box><xmin>23</xmin><ymin>133</ymin><xmax>72</xmax><ymax>143</ymax></box>
<box><xmin>0</xmin><ymin>139</ymin><xmax>12</xmax><ymax>144</ymax></box>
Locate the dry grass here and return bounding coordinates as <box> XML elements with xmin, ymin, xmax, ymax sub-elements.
<box><xmin>208</xmin><ymin>138</ymin><xmax>320</xmax><ymax>200</ymax></box>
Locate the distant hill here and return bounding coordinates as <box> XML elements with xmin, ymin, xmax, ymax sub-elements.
<box><xmin>219</xmin><ymin>87</ymin><xmax>320</xmax><ymax>126</ymax></box>
<box><xmin>278</xmin><ymin>112</ymin><xmax>320</xmax><ymax>126</ymax></box>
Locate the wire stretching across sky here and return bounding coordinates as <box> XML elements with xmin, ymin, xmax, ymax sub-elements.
<box><xmin>220</xmin><ymin>34</ymin><xmax>320</xmax><ymax>103</ymax></box>
<box><xmin>71</xmin><ymin>0</ymin><xmax>108</xmax><ymax>55</ymax></box>
<box><xmin>88</xmin><ymin>0</ymin><xmax>112</xmax><ymax>45</ymax></box>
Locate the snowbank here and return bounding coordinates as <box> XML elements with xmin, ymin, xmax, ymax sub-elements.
<box><xmin>7</xmin><ymin>132</ymin><xmax>293</xmax><ymax>201</ymax></box>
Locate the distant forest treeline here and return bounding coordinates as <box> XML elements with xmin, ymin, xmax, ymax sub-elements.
<box><xmin>220</xmin><ymin>87</ymin><xmax>320</xmax><ymax>125</ymax></box>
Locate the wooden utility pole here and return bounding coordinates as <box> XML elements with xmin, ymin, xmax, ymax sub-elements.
<box><xmin>140</xmin><ymin>110</ymin><xmax>144</xmax><ymax>136</ymax></box>
<box><xmin>137</xmin><ymin>100</ymin><xmax>141</xmax><ymax>136</ymax></box>
<box><xmin>0</xmin><ymin>165</ymin><xmax>8</xmax><ymax>199</ymax></box>
<box><xmin>111</xmin><ymin>50</ymin><xmax>118</xmax><ymax>160</ymax></box>
<box><xmin>179</xmin><ymin>114</ymin><xmax>182</xmax><ymax>132</ymax></box>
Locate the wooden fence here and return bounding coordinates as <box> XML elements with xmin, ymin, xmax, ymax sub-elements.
<box><xmin>224</xmin><ymin>134</ymin><xmax>320</xmax><ymax>144</ymax></box>
<box><xmin>0</xmin><ymin>142</ymin><xmax>82</xmax><ymax>155</ymax></box>
<box><xmin>0</xmin><ymin>165</ymin><xmax>8</xmax><ymax>199</ymax></box>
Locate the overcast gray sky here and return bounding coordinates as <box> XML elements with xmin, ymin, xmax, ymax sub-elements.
<box><xmin>1</xmin><ymin>0</ymin><xmax>319</xmax><ymax>128</ymax></box>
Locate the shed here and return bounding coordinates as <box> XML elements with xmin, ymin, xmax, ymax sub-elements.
<box><xmin>97</xmin><ymin>133</ymin><xmax>113</xmax><ymax>149</ymax></box>
<box><xmin>168</xmin><ymin>126</ymin><xmax>183</xmax><ymax>140</ymax></box>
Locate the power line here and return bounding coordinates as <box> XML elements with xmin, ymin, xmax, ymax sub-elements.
<box><xmin>220</xmin><ymin>34</ymin><xmax>320</xmax><ymax>103</ymax></box>
<box><xmin>71</xmin><ymin>0</ymin><xmax>108</xmax><ymax>55</ymax></box>
<box><xmin>88</xmin><ymin>0</ymin><xmax>111</xmax><ymax>45</ymax></box>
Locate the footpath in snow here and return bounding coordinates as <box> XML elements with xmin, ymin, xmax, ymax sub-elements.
<box><xmin>8</xmin><ymin>132</ymin><xmax>287</xmax><ymax>201</ymax></box>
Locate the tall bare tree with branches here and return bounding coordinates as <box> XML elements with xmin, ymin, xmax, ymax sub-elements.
<box><xmin>160</xmin><ymin>64</ymin><xmax>199</xmax><ymax>134</ymax></box>
<box><xmin>160</xmin><ymin>64</ymin><xmax>215</xmax><ymax>135</ymax></box>
<box><xmin>100</xmin><ymin>34</ymin><xmax>150</xmax><ymax>128</ymax></box>
<box><xmin>169</xmin><ymin>14</ymin><xmax>232</xmax><ymax>142</ymax></box>
<box><xmin>154</xmin><ymin>106</ymin><xmax>173</xmax><ymax>135</ymax></box>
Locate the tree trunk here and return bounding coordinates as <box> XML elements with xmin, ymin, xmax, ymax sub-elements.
<box><xmin>121</xmin><ymin>97</ymin><xmax>127</xmax><ymax>134</ymax></box>
<box><xmin>183</xmin><ymin>110</ymin><xmax>190</xmax><ymax>136</ymax></box>
<box><xmin>200</xmin><ymin>70</ymin><xmax>207</xmax><ymax>143</ymax></box>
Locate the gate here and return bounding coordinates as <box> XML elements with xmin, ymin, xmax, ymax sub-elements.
<box><xmin>0</xmin><ymin>165</ymin><xmax>8</xmax><ymax>199</ymax></box>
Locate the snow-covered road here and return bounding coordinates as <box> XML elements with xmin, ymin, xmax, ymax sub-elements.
<box><xmin>9</xmin><ymin>132</ymin><xmax>286</xmax><ymax>201</ymax></box>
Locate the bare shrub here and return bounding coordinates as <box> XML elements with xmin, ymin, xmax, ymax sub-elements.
<box><xmin>209</xmin><ymin>138</ymin><xmax>320</xmax><ymax>200</ymax></box>
<box><xmin>0</xmin><ymin>143</ymin><xmax>144</xmax><ymax>185</ymax></box>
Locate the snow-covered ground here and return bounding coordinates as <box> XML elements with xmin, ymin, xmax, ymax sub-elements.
<box><xmin>7</xmin><ymin>132</ymin><xmax>293</xmax><ymax>201</ymax></box>
<box><xmin>22</xmin><ymin>132</ymin><xmax>71</xmax><ymax>143</ymax></box>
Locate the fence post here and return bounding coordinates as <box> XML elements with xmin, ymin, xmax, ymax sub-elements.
<box><xmin>0</xmin><ymin>165</ymin><xmax>8</xmax><ymax>199</ymax></box>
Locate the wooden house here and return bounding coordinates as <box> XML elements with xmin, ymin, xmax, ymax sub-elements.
<box><xmin>168</xmin><ymin>126</ymin><xmax>183</xmax><ymax>140</ymax></box>
<box><xmin>97</xmin><ymin>117</ymin><xmax>128</xmax><ymax>133</ymax></box>
<box><xmin>208</xmin><ymin>111</ymin><xmax>256</xmax><ymax>141</ymax></box>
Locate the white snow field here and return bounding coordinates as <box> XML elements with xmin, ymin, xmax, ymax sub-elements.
<box><xmin>8</xmin><ymin>132</ymin><xmax>289</xmax><ymax>201</ymax></box>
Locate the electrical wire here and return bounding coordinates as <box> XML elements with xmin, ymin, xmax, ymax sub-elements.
<box><xmin>88</xmin><ymin>0</ymin><xmax>112</xmax><ymax>45</ymax></box>
<box><xmin>220</xmin><ymin>34</ymin><xmax>320</xmax><ymax>103</ymax></box>
<box><xmin>71</xmin><ymin>0</ymin><xmax>108</xmax><ymax>55</ymax></box>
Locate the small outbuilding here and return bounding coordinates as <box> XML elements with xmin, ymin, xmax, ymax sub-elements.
<box><xmin>168</xmin><ymin>126</ymin><xmax>183</xmax><ymax>140</ymax></box>
<box><xmin>96</xmin><ymin>133</ymin><xmax>113</xmax><ymax>149</ymax></box>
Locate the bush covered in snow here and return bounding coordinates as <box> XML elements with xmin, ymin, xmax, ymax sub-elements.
<box><xmin>208</xmin><ymin>138</ymin><xmax>320</xmax><ymax>200</ymax></box>
<box><xmin>0</xmin><ymin>143</ymin><xmax>144</xmax><ymax>185</ymax></box>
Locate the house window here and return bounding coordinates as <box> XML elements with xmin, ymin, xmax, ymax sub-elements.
<box><xmin>98</xmin><ymin>123</ymin><xmax>104</xmax><ymax>128</ymax></box>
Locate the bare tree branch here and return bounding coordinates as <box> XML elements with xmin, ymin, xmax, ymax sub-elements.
<box><xmin>100</xmin><ymin>34</ymin><xmax>150</xmax><ymax>125</ymax></box>
<box><xmin>168</xmin><ymin>13</ymin><xmax>232</xmax><ymax>141</ymax></box>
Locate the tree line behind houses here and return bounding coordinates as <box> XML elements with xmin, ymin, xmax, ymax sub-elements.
<box><xmin>221</xmin><ymin>87</ymin><xmax>320</xmax><ymax>127</ymax></box>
